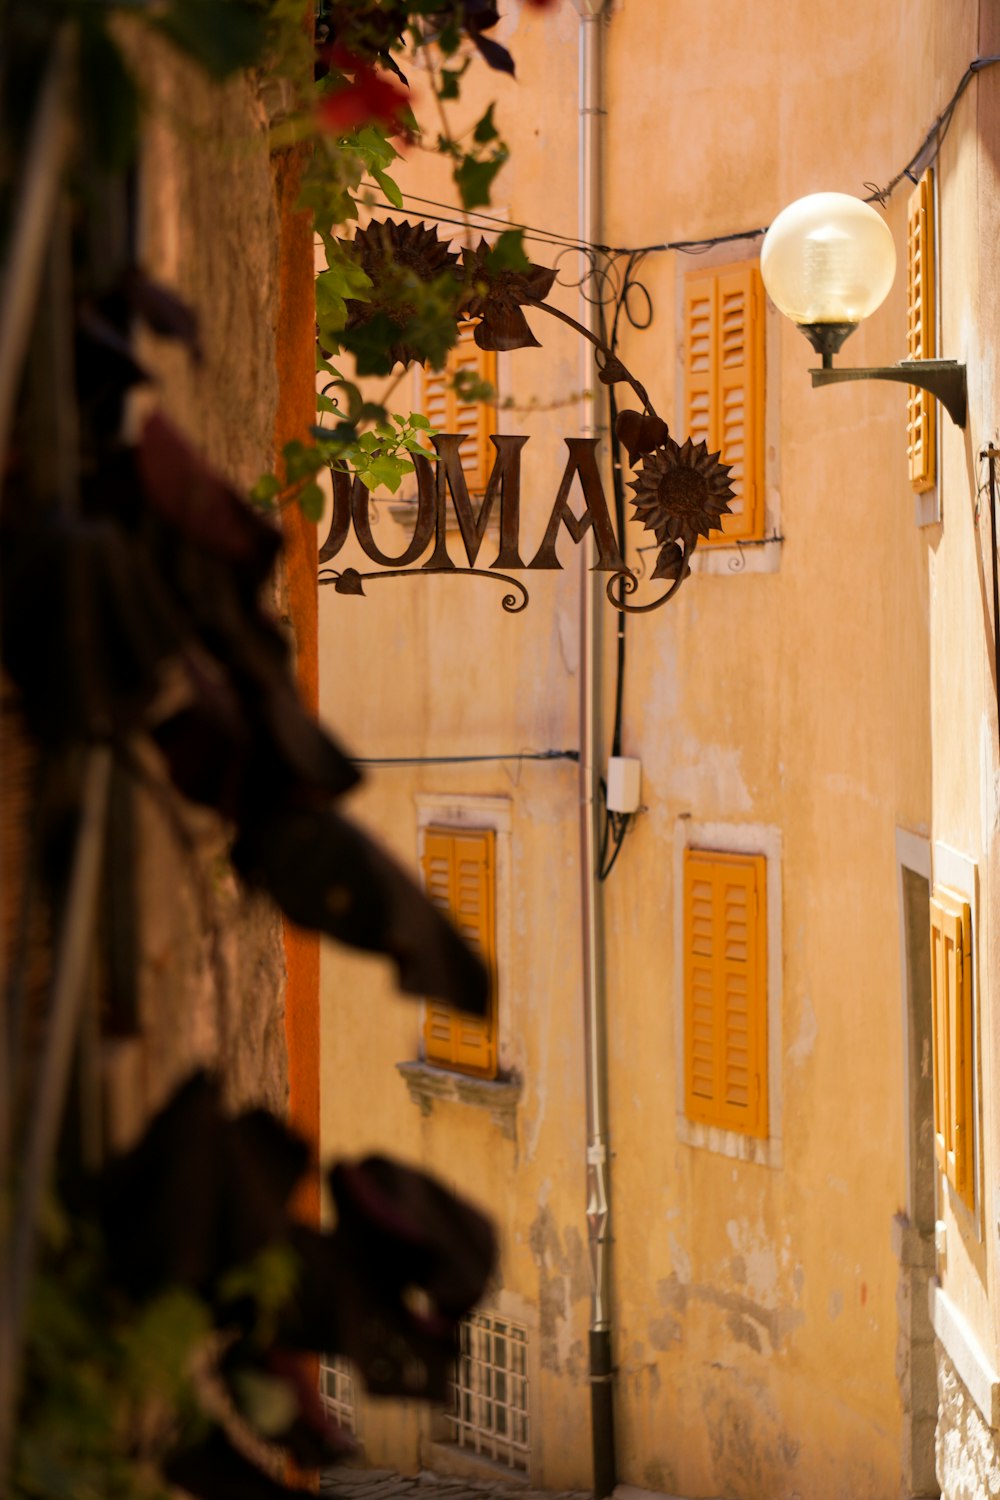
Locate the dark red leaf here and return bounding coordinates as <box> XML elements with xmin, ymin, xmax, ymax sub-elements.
<box><xmin>334</xmin><ymin>567</ymin><xmax>366</xmax><ymax>595</ymax></box>
<box><xmin>615</xmin><ymin>408</ymin><xmax>670</xmax><ymax>462</ymax></box>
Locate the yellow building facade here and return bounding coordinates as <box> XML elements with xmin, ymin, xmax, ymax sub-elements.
<box><xmin>319</xmin><ymin>3</ymin><xmax>1000</xmax><ymax>1496</ymax></box>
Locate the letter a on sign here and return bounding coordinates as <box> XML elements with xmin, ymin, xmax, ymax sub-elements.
<box><xmin>528</xmin><ymin>439</ymin><xmax>625</xmax><ymax>571</ymax></box>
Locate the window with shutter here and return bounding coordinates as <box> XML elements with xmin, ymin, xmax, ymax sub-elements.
<box><xmin>420</xmin><ymin>323</ymin><xmax>497</xmax><ymax>497</ymax></box>
<box><xmin>683</xmin><ymin>263</ymin><xmax>765</xmax><ymax>544</ymax></box>
<box><xmin>906</xmin><ymin>169</ymin><xmax>936</xmax><ymax>492</ymax></box>
<box><xmin>683</xmin><ymin>849</ymin><xmax>767</xmax><ymax>1137</ymax></box>
<box><xmin>929</xmin><ymin>887</ymin><xmax>974</xmax><ymax>1210</ymax></box>
<box><xmin>422</xmin><ymin>826</ymin><xmax>498</xmax><ymax>1079</ymax></box>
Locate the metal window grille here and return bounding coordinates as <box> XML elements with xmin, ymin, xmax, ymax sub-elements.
<box><xmin>446</xmin><ymin>1313</ymin><xmax>529</xmax><ymax>1470</ymax></box>
<box><xmin>319</xmin><ymin>1354</ymin><xmax>357</xmax><ymax>1435</ymax></box>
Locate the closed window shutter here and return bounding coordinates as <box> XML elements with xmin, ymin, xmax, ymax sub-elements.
<box><xmin>930</xmin><ymin>889</ymin><xmax>973</xmax><ymax>1208</ymax></box>
<box><xmin>421</xmin><ymin>827</ymin><xmax>497</xmax><ymax>1079</ymax></box>
<box><xmin>420</xmin><ymin>324</ymin><xmax>497</xmax><ymax>496</ymax></box>
<box><xmin>683</xmin><ymin>264</ymin><xmax>765</xmax><ymax>544</ymax></box>
<box><xmin>907</xmin><ymin>170</ymin><xmax>936</xmax><ymax>492</ymax></box>
<box><xmin>684</xmin><ymin>274</ymin><xmax>715</xmax><ymax>454</ymax></box>
<box><xmin>684</xmin><ymin>850</ymin><xmax>767</xmax><ymax>1137</ymax></box>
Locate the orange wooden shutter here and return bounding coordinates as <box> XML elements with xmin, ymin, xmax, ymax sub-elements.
<box><xmin>684</xmin><ymin>264</ymin><xmax>764</xmax><ymax>544</ymax></box>
<box><xmin>421</xmin><ymin>828</ymin><xmax>497</xmax><ymax>1079</ymax></box>
<box><xmin>906</xmin><ymin>170</ymin><xmax>936</xmax><ymax>492</ymax></box>
<box><xmin>930</xmin><ymin>889</ymin><xmax>973</xmax><ymax>1208</ymax></box>
<box><xmin>420</xmin><ymin>325</ymin><xmax>496</xmax><ymax>496</ymax></box>
<box><xmin>683</xmin><ymin>273</ymin><xmax>715</xmax><ymax>455</ymax></box>
<box><xmin>684</xmin><ymin>850</ymin><xmax>767</xmax><ymax>1137</ymax></box>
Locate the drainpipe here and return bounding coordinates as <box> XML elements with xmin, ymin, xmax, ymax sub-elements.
<box><xmin>576</xmin><ymin>4</ymin><xmax>616</xmax><ymax>1497</ymax></box>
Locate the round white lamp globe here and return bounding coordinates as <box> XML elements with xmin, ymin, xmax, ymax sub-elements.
<box><xmin>760</xmin><ymin>192</ymin><xmax>896</xmax><ymax>333</ymax></box>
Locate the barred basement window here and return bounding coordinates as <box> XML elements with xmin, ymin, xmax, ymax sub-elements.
<box><xmin>319</xmin><ymin>1354</ymin><xmax>357</xmax><ymax>1435</ymax></box>
<box><xmin>446</xmin><ymin>1312</ymin><xmax>529</xmax><ymax>1470</ymax></box>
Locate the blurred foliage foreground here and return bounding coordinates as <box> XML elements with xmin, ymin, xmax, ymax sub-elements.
<box><xmin>0</xmin><ymin>0</ymin><xmax>559</xmax><ymax>1493</ymax></box>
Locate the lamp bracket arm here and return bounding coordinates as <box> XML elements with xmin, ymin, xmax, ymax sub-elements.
<box><xmin>809</xmin><ymin>359</ymin><xmax>967</xmax><ymax>429</ymax></box>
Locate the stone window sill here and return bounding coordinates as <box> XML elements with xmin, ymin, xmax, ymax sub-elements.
<box><xmin>929</xmin><ymin>1277</ymin><xmax>1000</xmax><ymax>1429</ymax></box>
<box><xmin>689</xmin><ymin>534</ymin><xmax>783</xmax><ymax>577</ymax></box>
<box><xmin>396</xmin><ymin>1060</ymin><xmax>521</xmax><ymax>1139</ymax></box>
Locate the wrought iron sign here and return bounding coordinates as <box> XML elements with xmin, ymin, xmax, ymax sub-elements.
<box><xmin>319</xmin><ymin>221</ymin><xmax>736</xmax><ymax>614</ymax></box>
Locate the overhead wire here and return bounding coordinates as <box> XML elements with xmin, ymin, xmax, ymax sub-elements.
<box><xmin>369</xmin><ymin>54</ymin><xmax>1000</xmax><ymax>259</ymax></box>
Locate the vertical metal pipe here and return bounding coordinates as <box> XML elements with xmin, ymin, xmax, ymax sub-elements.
<box><xmin>577</xmin><ymin>5</ymin><xmax>616</xmax><ymax>1496</ymax></box>
<box><xmin>983</xmin><ymin>449</ymin><xmax>1000</xmax><ymax>760</ymax></box>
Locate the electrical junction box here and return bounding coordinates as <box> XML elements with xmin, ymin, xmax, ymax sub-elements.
<box><xmin>606</xmin><ymin>756</ymin><xmax>641</xmax><ymax>814</ymax></box>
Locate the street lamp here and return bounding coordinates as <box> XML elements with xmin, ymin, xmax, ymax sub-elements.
<box><xmin>760</xmin><ymin>191</ymin><xmax>967</xmax><ymax>428</ymax></box>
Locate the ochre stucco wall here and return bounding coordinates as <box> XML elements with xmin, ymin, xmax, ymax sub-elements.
<box><xmin>315</xmin><ymin>3</ymin><xmax>1000</xmax><ymax>1496</ymax></box>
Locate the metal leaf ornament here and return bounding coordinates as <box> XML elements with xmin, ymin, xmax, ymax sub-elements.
<box><xmin>460</xmin><ymin>239</ymin><xmax>557</xmax><ymax>350</ymax></box>
<box><xmin>627</xmin><ymin>430</ymin><xmax>735</xmax><ymax>574</ymax></box>
<box><xmin>342</xmin><ymin>219</ymin><xmax>461</xmax><ymax>369</ymax></box>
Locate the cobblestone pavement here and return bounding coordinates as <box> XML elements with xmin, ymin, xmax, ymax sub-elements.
<box><xmin>320</xmin><ymin>1465</ymin><xmax>590</xmax><ymax>1500</ymax></box>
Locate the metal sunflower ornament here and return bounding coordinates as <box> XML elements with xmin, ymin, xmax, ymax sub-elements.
<box><xmin>621</xmin><ymin>413</ymin><xmax>735</xmax><ymax>580</ymax></box>
<box><xmin>340</xmin><ymin>219</ymin><xmax>461</xmax><ymax>370</ymax></box>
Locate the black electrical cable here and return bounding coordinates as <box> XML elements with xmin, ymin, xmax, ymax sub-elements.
<box><xmin>368</xmin><ymin>55</ymin><xmax>1000</xmax><ymax>260</ymax></box>
<box><xmin>352</xmin><ymin>750</ymin><xmax>579</xmax><ymax>766</ymax></box>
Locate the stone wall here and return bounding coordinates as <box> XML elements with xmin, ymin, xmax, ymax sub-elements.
<box><xmin>936</xmin><ymin>1344</ymin><xmax>1000</xmax><ymax>1500</ymax></box>
<box><xmin>125</xmin><ymin>37</ymin><xmax>293</xmax><ymax>1123</ymax></box>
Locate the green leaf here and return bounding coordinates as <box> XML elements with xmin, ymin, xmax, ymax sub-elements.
<box><xmin>298</xmin><ymin>481</ymin><xmax>326</xmax><ymax>521</ymax></box>
<box><xmin>155</xmin><ymin>0</ymin><xmax>266</xmax><ymax>79</ymax></box>
<box><xmin>486</xmin><ymin>228</ymin><xmax>530</xmax><ymax>273</ymax></box>
<box><xmin>316</xmin><ymin>393</ymin><xmax>340</xmax><ymax>415</ymax></box>
<box><xmin>473</xmin><ymin>104</ymin><xmax>498</xmax><ymax>144</ymax></box>
<box><xmin>453</xmin><ymin>370</ymin><xmax>496</xmax><ymax>403</ymax></box>
<box><xmin>282</xmin><ymin>440</ymin><xmax>325</xmax><ymax>482</ymax></box>
<box><xmin>455</xmin><ymin>149</ymin><xmax>508</xmax><ymax>210</ymax></box>
<box><xmin>372</xmin><ymin>167</ymin><xmax>403</xmax><ymax>209</ymax></box>
<box><xmin>340</xmin><ymin>312</ymin><xmax>405</xmax><ymax>376</ymax></box>
<box><xmin>250</xmin><ymin>473</ymin><xmax>281</xmax><ymax>509</ymax></box>
<box><xmin>79</xmin><ymin>21</ymin><xmax>140</xmax><ymax>171</ymax></box>
<box><xmin>437</xmin><ymin>19</ymin><xmax>461</xmax><ymax>55</ymax></box>
<box><xmin>316</xmin><ymin>258</ymin><xmax>373</xmax><ymax>340</ymax></box>
<box><xmin>438</xmin><ymin>68</ymin><xmax>462</xmax><ymax>100</ymax></box>
<box><xmin>360</xmin><ymin>455</ymin><xmax>410</xmax><ymax>493</ymax></box>
<box><xmin>231</xmin><ymin>1370</ymin><xmax>298</xmax><ymax>1437</ymax></box>
<box><xmin>354</xmin><ymin>124</ymin><xmax>400</xmax><ymax>170</ymax></box>
<box><xmin>408</xmin><ymin>412</ymin><xmax>434</xmax><ymax>430</ymax></box>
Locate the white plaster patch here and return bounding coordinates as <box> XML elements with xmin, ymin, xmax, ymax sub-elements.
<box><xmin>822</xmin><ymin>771</ymin><xmax>883</xmax><ymax>812</ymax></box>
<box><xmin>725</xmin><ymin>1218</ymin><xmax>780</xmax><ymax>1308</ymax></box>
<box><xmin>668</xmin><ymin>1233</ymin><xmax>691</xmax><ymax>1285</ymax></box>
<box><xmin>787</xmin><ymin>991</ymin><xmax>817</xmax><ymax>1065</ymax></box>
<box><xmin>669</xmin><ymin>742</ymin><xmax>753</xmax><ymax>813</ymax></box>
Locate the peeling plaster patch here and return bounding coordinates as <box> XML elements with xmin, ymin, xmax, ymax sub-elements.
<box><xmin>528</xmin><ymin>1204</ymin><xmax>582</xmax><ymax>1375</ymax></box>
<box><xmin>730</xmin><ymin>1254</ymin><xmax>747</xmax><ymax>1285</ymax></box>
<box><xmin>668</xmin><ymin>1233</ymin><xmax>692</xmax><ymax>1285</ymax></box>
<box><xmin>792</xmin><ymin>1264</ymin><xmax>804</xmax><ymax>1298</ymax></box>
<box><xmin>823</xmin><ymin>771</ymin><xmax>882</xmax><ymax>811</ymax></box>
<box><xmin>725</xmin><ymin>1218</ymin><xmax>780</xmax><ymax>1308</ymax></box>
<box><xmin>827</xmin><ymin>1174</ymin><xmax>849</xmax><ymax>1195</ymax></box>
<box><xmin>701</xmin><ymin>1381</ymin><xmax>799</xmax><ymax>1498</ymax></box>
<box><xmin>787</xmin><ymin>991</ymin><xmax>817</xmax><ymax>1065</ymax></box>
<box><xmin>726</xmin><ymin>1312</ymin><xmax>762</xmax><ymax>1353</ymax></box>
<box><xmin>649</xmin><ymin>1313</ymin><xmax>683</xmax><ymax>1350</ymax></box>
<box><xmin>657</xmin><ymin>1273</ymin><xmax>689</xmax><ymax>1313</ymax></box>
<box><xmin>565</xmin><ymin>1225</ymin><xmax>589</xmax><ymax>1302</ymax></box>
<box><xmin>829</xmin><ymin>1289</ymin><xmax>843</xmax><ymax>1320</ymax></box>
<box><xmin>670</xmin><ymin>743</ymin><xmax>753</xmax><ymax>813</ymax></box>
